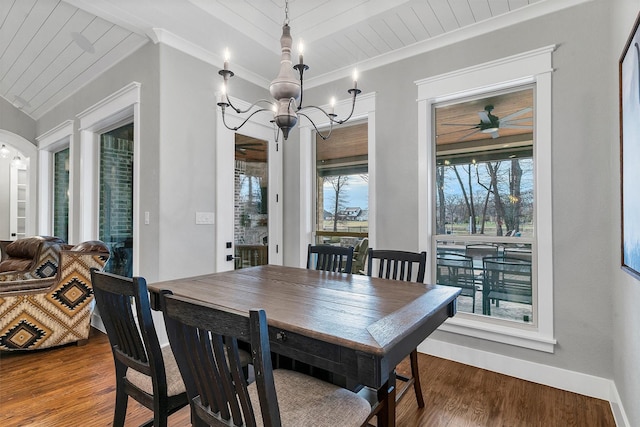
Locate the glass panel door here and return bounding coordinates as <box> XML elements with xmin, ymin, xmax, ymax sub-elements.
<box><xmin>234</xmin><ymin>134</ymin><xmax>269</xmax><ymax>269</ymax></box>
<box><xmin>99</xmin><ymin>123</ymin><xmax>134</xmax><ymax>277</ymax></box>
<box><xmin>53</xmin><ymin>148</ymin><xmax>70</xmax><ymax>242</ymax></box>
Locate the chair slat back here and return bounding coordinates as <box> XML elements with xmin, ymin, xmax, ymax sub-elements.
<box><xmin>465</xmin><ymin>244</ymin><xmax>499</xmax><ymax>263</ymax></box>
<box><xmin>436</xmin><ymin>252</ymin><xmax>475</xmax><ymax>289</ymax></box>
<box><xmin>91</xmin><ymin>271</ymin><xmax>163</xmax><ymax>377</ymax></box>
<box><xmin>367</xmin><ymin>249</ymin><xmax>427</xmax><ymax>283</ymax></box>
<box><xmin>306</xmin><ymin>244</ymin><xmax>354</xmax><ymax>273</ymax></box>
<box><xmin>483</xmin><ymin>256</ymin><xmax>532</xmax><ymax>299</ymax></box>
<box><xmin>161</xmin><ymin>292</ymin><xmax>281</xmax><ymax>427</ymax></box>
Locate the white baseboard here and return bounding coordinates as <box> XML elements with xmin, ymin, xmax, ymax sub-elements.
<box><xmin>91</xmin><ymin>311</ymin><xmax>106</xmax><ymax>334</ymax></box>
<box><xmin>419</xmin><ymin>338</ymin><xmax>630</xmax><ymax>427</ymax></box>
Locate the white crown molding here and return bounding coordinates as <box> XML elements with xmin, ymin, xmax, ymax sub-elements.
<box><xmin>77</xmin><ymin>82</ymin><xmax>141</xmax><ymax>131</ymax></box>
<box><xmin>147</xmin><ymin>28</ymin><xmax>271</xmax><ymax>89</ymax></box>
<box><xmin>128</xmin><ymin>0</ymin><xmax>592</xmax><ymax>92</ymax></box>
<box><xmin>36</xmin><ymin>120</ymin><xmax>74</xmax><ymax>147</ymax></box>
<box><xmin>304</xmin><ymin>0</ymin><xmax>590</xmax><ymax>89</ymax></box>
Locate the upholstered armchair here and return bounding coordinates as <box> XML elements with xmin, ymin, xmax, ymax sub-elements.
<box><xmin>0</xmin><ymin>238</ymin><xmax>110</xmax><ymax>351</ymax></box>
<box><xmin>0</xmin><ymin>236</ymin><xmax>66</xmax><ymax>282</ymax></box>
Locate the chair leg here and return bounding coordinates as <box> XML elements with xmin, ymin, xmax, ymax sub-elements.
<box><xmin>409</xmin><ymin>349</ymin><xmax>425</xmax><ymax>408</ymax></box>
<box><xmin>113</xmin><ymin>378</ymin><xmax>128</xmax><ymax>427</ymax></box>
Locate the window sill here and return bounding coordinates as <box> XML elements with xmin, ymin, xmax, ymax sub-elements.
<box><xmin>438</xmin><ymin>313</ymin><xmax>557</xmax><ymax>353</ymax></box>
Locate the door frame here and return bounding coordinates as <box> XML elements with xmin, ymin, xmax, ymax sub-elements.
<box><xmin>215</xmin><ymin>95</ymin><xmax>282</xmax><ymax>272</ymax></box>
<box><xmin>77</xmin><ymin>82</ymin><xmax>140</xmax><ymax>273</ymax></box>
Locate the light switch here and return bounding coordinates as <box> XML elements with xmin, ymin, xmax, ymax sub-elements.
<box><xmin>195</xmin><ymin>212</ymin><xmax>215</xmax><ymax>225</ymax></box>
<box><xmin>144</xmin><ymin>211</ymin><xmax>150</xmax><ymax>225</ymax></box>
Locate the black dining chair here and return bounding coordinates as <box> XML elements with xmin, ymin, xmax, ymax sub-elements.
<box><xmin>159</xmin><ymin>290</ymin><xmax>372</xmax><ymax>427</ymax></box>
<box><xmin>366</xmin><ymin>248</ymin><xmax>427</xmax><ymax>410</ymax></box>
<box><xmin>91</xmin><ymin>270</ymin><xmax>189</xmax><ymax>427</ymax></box>
<box><xmin>306</xmin><ymin>244</ymin><xmax>354</xmax><ymax>273</ymax></box>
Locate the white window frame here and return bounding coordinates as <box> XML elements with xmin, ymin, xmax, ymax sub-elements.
<box><xmin>76</xmin><ymin>82</ymin><xmax>141</xmax><ymax>274</ymax></box>
<box><xmin>416</xmin><ymin>46</ymin><xmax>556</xmax><ymax>352</ymax></box>
<box><xmin>37</xmin><ymin>120</ymin><xmax>74</xmax><ymax>241</ymax></box>
<box><xmin>298</xmin><ymin>92</ymin><xmax>377</xmax><ymax>266</ymax></box>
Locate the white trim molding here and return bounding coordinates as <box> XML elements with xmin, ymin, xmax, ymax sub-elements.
<box><xmin>416</xmin><ymin>46</ymin><xmax>556</xmax><ymax>352</ymax></box>
<box><xmin>36</xmin><ymin>120</ymin><xmax>74</xmax><ymax>240</ymax></box>
<box><xmin>298</xmin><ymin>92</ymin><xmax>376</xmax><ymax>267</ymax></box>
<box><xmin>76</xmin><ymin>82</ymin><xmax>141</xmax><ymax>273</ymax></box>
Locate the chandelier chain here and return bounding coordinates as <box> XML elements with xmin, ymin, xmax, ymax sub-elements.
<box><xmin>284</xmin><ymin>0</ymin><xmax>289</xmax><ymax>25</ymax></box>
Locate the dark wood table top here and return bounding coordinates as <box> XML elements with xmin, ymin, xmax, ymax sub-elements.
<box><xmin>149</xmin><ymin>264</ymin><xmax>460</xmax><ymax>358</ymax></box>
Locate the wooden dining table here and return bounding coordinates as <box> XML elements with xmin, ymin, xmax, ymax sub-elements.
<box><xmin>148</xmin><ymin>264</ymin><xmax>461</xmax><ymax>427</ymax></box>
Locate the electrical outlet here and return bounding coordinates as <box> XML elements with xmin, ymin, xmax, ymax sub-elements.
<box><xmin>195</xmin><ymin>212</ymin><xmax>215</xmax><ymax>225</ymax></box>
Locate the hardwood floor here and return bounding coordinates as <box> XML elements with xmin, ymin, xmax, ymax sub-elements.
<box><xmin>0</xmin><ymin>328</ymin><xmax>614</xmax><ymax>427</ymax></box>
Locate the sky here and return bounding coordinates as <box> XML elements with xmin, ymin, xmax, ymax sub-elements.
<box><xmin>323</xmin><ymin>175</ymin><xmax>368</xmax><ymax>212</ymax></box>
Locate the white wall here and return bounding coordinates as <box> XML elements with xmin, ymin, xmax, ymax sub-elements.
<box><xmin>291</xmin><ymin>0</ymin><xmax>633</xmax><ymax>418</ymax></box>
<box><xmin>612</xmin><ymin>1</ymin><xmax>640</xmax><ymax>425</ymax></box>
<box><xmin>37</xmin><ymin>42</ymin><xmax>161</xmax><ymax>267</ymax></box>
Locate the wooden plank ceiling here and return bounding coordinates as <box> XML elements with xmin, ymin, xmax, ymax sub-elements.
<box><xmin>0</xmin><ymin>0</ymin><xmax>558</xmax><ymax>120</ymax></box>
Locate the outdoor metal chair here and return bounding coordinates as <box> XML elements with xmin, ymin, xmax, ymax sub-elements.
<box><xmin>482</xmin><ymin>256</ymin><xmax>533</xmax><ymax>316</ymax></box>
<box><xmin>436</xmin><ymin>252</ymin><xmax>477</xmax><ymax>312</ymax></box>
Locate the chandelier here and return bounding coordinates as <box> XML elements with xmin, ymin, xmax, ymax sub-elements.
<box><xmin>217</xmin><ymin>0</ymin><xmax>361</xmax><ymax>141</ymax></box>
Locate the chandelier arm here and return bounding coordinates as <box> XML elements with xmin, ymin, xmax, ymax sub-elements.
<box><xmin>220</xmin><ymin>106</ymin><xmax>273</xmax><ymax>131</ymax></box>
<box><xmin>297</xmin><ymin>104</ymin><xmax>334</xmax><ymax>121</ymax></box>
<box><xmin>298</xmin><ymin>112</ymin><xmax>334</xmax><ymax>140</ymax></box>
<box><xmin>331</xmin><ymin>90</ymin><xmax>360</xmax><ymax>124</ymax></box>
<box><xmin>225</xmin><ymin>94</ymin><xmax>275</xmax><ymax>114</ymax></box>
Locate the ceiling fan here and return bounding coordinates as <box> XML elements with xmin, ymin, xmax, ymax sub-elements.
<box><xmin>441</xmin><ymin>105</ymin><xmax>533</xmax><ymax>141</ymax></box>
<box><xmin>235</xmin><ymin>142</ymin><xmax>265</xmax><ymax>153</ymax></box>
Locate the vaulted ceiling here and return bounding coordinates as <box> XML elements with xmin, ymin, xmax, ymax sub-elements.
<box><xmin>1</xmin><ymin>0</ymin><xmax>585</xmax><ymax>120</ymax></box>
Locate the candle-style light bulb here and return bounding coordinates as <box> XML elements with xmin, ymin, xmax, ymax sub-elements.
<box><xmin>224</xmin><ymin>48</ymin><xmax>230</xmax><ymax>71</ymax></box>
<box><xmin>330</xmin><ymin>97</ymin><xmax>335</xmax><ymax>115</ymax></box>
<box><xmin>298</xmin><ymin>41</ymin><xmax>304</xmax><ymax>65</ymax></box>
<box><xmin>352</xmin><ymin>69</ymin><xmax>358</xmax><ymax>90</ymax></box>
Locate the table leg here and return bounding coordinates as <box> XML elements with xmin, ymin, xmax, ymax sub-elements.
<box><xmin>377</xmin><ymin>370</ymin><xmax>397</xmax><ymax>427</ymax></box>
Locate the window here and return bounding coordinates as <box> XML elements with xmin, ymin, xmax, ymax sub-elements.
<box><xmin>37</xmin><ymin>120</ymin><xmax>73</xmax><ymax>242</ymax></box>
<box><xmin>315</xmin><ymin>123</ymin><xmax>368</xmax><ymax>252</ymax></box>
<box><xmin>417</xmin><ymin>46</ymin><xmax>555</xmax><ymax>352</ymax></box>
<box><xmin>77</xmin><ymin>82</ymin><xmax>140</xmax><ymax>275</ymax></box>
<box><xmin>99</xmin><ymin>123</ymin><xmax>134</xmax><ymax>277</ymax></box>
<box><xmin>434</xmin><ymin>87</ymin><xmax>534</xmax><ymax>324</ymax></box>
<box><xmin>52</xmin><ymin>148</ymin><xmax>70</xmax><ymax>242</ymax></box>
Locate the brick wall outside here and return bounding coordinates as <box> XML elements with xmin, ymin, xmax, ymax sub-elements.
<box><xmin>235</xmin><ymin>161</ymin><xmax>268</xmax><ymax>246</ymax></box>
<box><xmin>99</xmin><ymin>130</ymin><xmax>134</xmax><ymax>277</ymax></box>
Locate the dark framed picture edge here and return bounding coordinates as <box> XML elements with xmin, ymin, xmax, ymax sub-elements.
<box><xmin>620</xmin><ymin>10</ymin><xmax>640</xmax><ymax>281</ymax></box>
